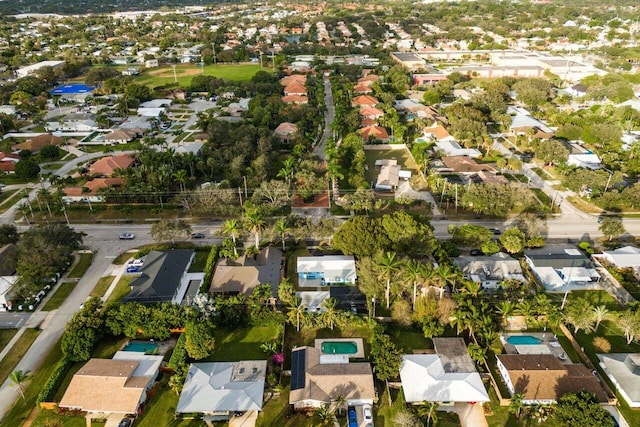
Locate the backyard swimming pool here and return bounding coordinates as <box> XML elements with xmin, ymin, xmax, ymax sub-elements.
<box><xmin>122</xmin><ymin>341</ymin><xmax>158</xmax><ymax>353</ymax></box>
<box><xmin>321</xmin><ymin>341</ymin><xmax>358</xmax><ymax>355</ymax></box>
<box><xmin>506</xmin><ymin>335</ymin><xmax>542</xmax><ymax>345</ymax></box>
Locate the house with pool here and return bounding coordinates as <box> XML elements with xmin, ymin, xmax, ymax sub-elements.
<box><xmin>59</xmin><ymin>351</ymin><xmax>162</xmax><ymax>419</ymax></box>
<box><xmin>399</xmin><ymin>338</ymin><xmax>490</xmax><ymax>405</ymax></box>
<box><xmin>289</xmin><ymin>342</ymin><xmax>374</xmax><ymax>410</ymax></box>
<box><xmin>296</xmin><ymin>255</ymin><xmax>356</xmax><ymax>287</ymax></box>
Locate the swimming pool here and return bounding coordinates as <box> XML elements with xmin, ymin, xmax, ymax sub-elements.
<box><xmin>506</xmin><ymin>335</ymin><xmax>542</xmax><ymax>345</ymax></box>
<box><xmin>122</xmin><ymin>341</ymin><xmax>158</xmax><ymax>354</ymax></box>
<box><xmin>321</xmin><ymin>341</ymin><xmax>358</xmax><ymax>355</ymax></box>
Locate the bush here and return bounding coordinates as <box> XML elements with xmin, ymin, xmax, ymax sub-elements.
<box><xmin>168</xmin><ymin>333</ymin><xmax>187</xmax><ymax>370</ymax></box>
<box><xmin>200</xmin><ymin>245</ymin><xmax>219</xmax><ymax>294</ymax></box>
<box><xmin>593</xmin><ymin>337</ymin><xmax>611</xmax><ymax>353</ymax></box>
<box><xmin>14</xmin><ymin>159</ymin><xmax>40</xmax><ymax>179</ymax></box>
<box><xmin>36</xmin><ymin>357</ymin><xmax>73</xmax><ymax>404</ymax></box>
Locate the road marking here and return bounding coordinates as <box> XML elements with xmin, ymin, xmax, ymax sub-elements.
<box><xmin>105</xmin><ymin>256</ymin><xmax>117</xmax><ymax>259</ymax></box>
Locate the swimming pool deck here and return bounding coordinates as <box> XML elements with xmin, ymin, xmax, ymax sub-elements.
<box><xmin>314</xmin><ymin>338</ymin><xmax>365</xmax><ymax>359</ymax></box>
<box><xmin>501</xmin><ymin>332</ymin><xmax>570</xmax><ymax>364</ymax></box>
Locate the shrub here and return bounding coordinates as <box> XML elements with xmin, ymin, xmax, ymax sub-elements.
<box><xmin>200</xmin><ymin>245</ymin><xmax>219</xmax><ymax>294</ymax></box>
<box><xmin>593</xmin><ymin>337</ymin><xmax>611</xmax><ymax>353</ymax></box>
<box><xmin>168</xmin><ymin>333</ymin><xmax>187</xmax><ymax>370</ymax></box>
<box><xmin>37</xmin><ymin>357</ymin><xmax>73</xmax><ymax>404</ymax></box>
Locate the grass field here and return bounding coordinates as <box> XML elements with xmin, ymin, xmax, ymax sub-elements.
<box><xmin>0</xmin><ymin>329</ymin><xmax>17</xmax><ymax>354</ymax></box>
<box><xmin>90</xmin><ymin>275</ymin><xmax>115</xmax><ymax>298</ymax></box>
<box><xmin>0</xmin><ymin>328</ymin><xmax>40</xmax><ymax>406</ymax></box>
<box><xmin>206</xmin><ymin>326</ymin><xmax>281</xmax><ymax>362</ymax></box>
<box><xmin>41</xmin><ymin>281</ymin><xmax>76</xmax><ymax>311</ymax></box>
<box><xmin>67</xmin><ymin>252</ymin><xmax>94</xmax><ymax>278</ymax></box>
<box><xmin>105</xmin><ymin>275</ymin><xmax>137</xmax><ymax>305</ymax></box>
<box><xmin>134</xmin><ymin>63</ymin><xmax>264</xmax><ymax>88</ymax></box>
<box><xmin>363</xmin><ymin>147</ymin><xmax>421</xmax><ymax>185</ymax></box>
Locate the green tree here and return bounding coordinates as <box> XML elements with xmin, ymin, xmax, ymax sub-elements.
<box><xmin>0</xmin><ymin>224</ymin><xmax>19</xmax><ymax>245</ymax></box>
<box><xmin>564</xmin><ymin>297</ymin><xmax>596</xmax><ymax>334</ymax></box>
<box><xmin>39</xmin><ymin>144</ymin><xmax>60</xmax><ymax>160</ymax></box>
<box><xmin>554</xmin><ymin>391</ymin><xmax>614</xmax><ymax>427</ymax></box>
<box><xmin>14</xmin><ymin>159</ymin><xmax>40</xmax><ymax>179</ymax></box>
<box><xmin>370</xmin><ymin>328</ymin><xmax>402</xmax><ymax>405</ymax></box>
<box><xmin>274</xmin><ymin>219</ymin><xmax>290</xmax><ymax>252</ymax></box>
<box><xmin>599</xmin><ymin>218</ymin><xmax>625</xmax><ymax>241</ymax></box>
<box><xmin>509</xmin><ymin>392</ymin><xmax>525</xmax><ymax>420</ymax></box>
<box><xmin>333</xmin><ymin>216</ymin><xmax>390</xmax><ymax>258</ymax></box>
<box><xmin>592</xmin><ymin>305</ymin><xmax>611</xmax><ymax>333</ymax></box>
<box><xmin>322</xmin><ymin>297</ymin><xmax>338</xmax><ymax>330</ymax></box>
<box><xmin>535</xmin><ymin>139</ymin><xmax>569</xmax><ymax>164</ymax></box>
<box><xmin>499</xmin><ymin>227</ymin><xmax>526</xmax><ymax>254</ymax></box>
<box><xmin>243</xmin><ymin>208</ymin><xmax>265</xmax><ymax>248</ymax></box>
<box><xmin>9</xmin><ymin>370</ymin><xmax>30</xmax><ymax>400</ymax></box>
<box><xmin>617</xmin><ymin>309</ymin><xmax>640</xmax><ymax>344</ymax></box>
<box><xmin>61</xmin><ymin>298</ymin><xmax>104</xmax><ymax>361</ymax></box>
<box><xmin>150</xmin><ymin>219</ymin><xmax>192</xmax><ymax>244</ymax></box>
<box><xmin>184</xmin><ymin>321</ymin><xmax>216</xmax><ymax>360</ymax></box>
<box><xmin>377</xmin><ymin>251</ymin><xmax>402</xmax><ymax>309</ymax></box>
<box><xmin>448</xmin><ymin>224</ymin><xmax>492</xmax><ymax>247</ymax></box>
<box><xmin>417</xmin><ymin>401</ymin><xmax>439</xmax><ymax>427</ymax></box>
<box><xmin>223</xmin><ymin>219</ymin><xmax>240</xmax><ymax>257</ymax></box>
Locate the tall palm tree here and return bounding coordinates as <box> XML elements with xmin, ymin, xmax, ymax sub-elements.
<box><xmin>223</xmin><ymin>219</ymin><xmax>239</xmax><ymax>257</ymax></box>
<box><xmin>243</xmin><ymin>209</ymin><xmax>265</xmax><ymax>248</ymax></box>
<box><xmin>322</xmin><ymin>297</ymin><xmax>338</xmax><ymax>330</ymax></box>
<box><xmin>332</xmin><ymin>394</ymin><xmax>346</xmax><ymax>417</ymax></box>
<box><xmin>9</xmin><ymin>370</ymin><xmax>30</xmax><ymax>400</ymax></box>
<box><xmin>273</xmin><ymin>219</ymin><xmax>290</xmax><ymax>252</ymax></box>
<box><xmin>593</xmin><ymin>305</ymin><xmax>611</xmax><ymax>333</ymax></box>
<box><xmin>509</xmin><ymin>392</ymin><xmax>525</xmax><ymax>420</ymax></box>
<box><xmin>417</xmin><ymin>401</ymin><xmax>439</xmax><ymax>427</ymax></box>
<box><xmin>403</xmin><ymin>259</ymin><xmax>423</xmax><ymax>310</ymax></box>
<box><xmin>496</xmin><ymin>300</ymin><xmax>516</xmax><ymax>327</ymax></box>
<box><xmin>277</xmin><ymin>157</ymin><xmax>295</xmax><ymax>187</ymax></box>
<box><xmin>173</xmin><ymin>169</ymin><xmax>188</xmax><ymax>192</ymax></box>
<box><xmin>288</xmin><ymin>297</ymin><xmax>306</xmax><ymax>332</ymax></box>
<box><xmin>434</xmin><ymin>264</ymin><xmax>458</xmax><ymax>293</ymax></box>
<box><xmin>376</xmin><ymin>251</ymin><xmax>402</xmax><ymax>308</ymax></box>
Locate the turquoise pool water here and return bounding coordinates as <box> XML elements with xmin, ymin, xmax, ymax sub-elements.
<box><xmin>123</xmin><ymin>341</ymin><xmax>158</xmax><ymax>353</ymax></box>
<box><xmin>506</xmin><ymin>335</ymin><xmax>542</xmax><ymax>345</ymax></box>
<box><xmin>321</xmin><ymin>341</ymin><xmax>358</xmax><ymax>355</ymax></box>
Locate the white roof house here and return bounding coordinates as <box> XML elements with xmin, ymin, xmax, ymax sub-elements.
<box><xmin>598</xmin><ymin>246</ymin><xmax>640</xmax><ymax>268</ymax></box>
<box><xmin>16</xmin><ymin>60</ymin><xmax>65</xmax><ymax>78</ymax></box>
<box><xmin>567</xmin><ymin>153</ymin><xmax>602</xmax><ymax>170</ymax></box>
<box><xmin>400</xmin><ymin>339</ymin><xmax>490</xmax><ymax>404</ymax></box>
<box><xmin>297</xmin><ymin>255</ymin><xmax>356</xmax><ymax>287</ymax></box>
<box><xmin>598</xmin><ymin>353</ymin><xmax>640</xmax><ymax>408</ymax></box>
<box><xmin>136</xmin><ymin>107</ymin><xmax>165</xmax><ymax>118</ymax></box>
<box><xmin>140</xmin><ymin>99</ymin><xmax>172</xmax><ymax>109</ymax></box>
<box><xmin>176</xmin><ymin>361</ymin><xmax>266</xmax><ymax>418</ymax></box>
<box><xmin>435</xmin><ymin>140</ymin><xmax>482</xmax><ymax>159</ymax></box>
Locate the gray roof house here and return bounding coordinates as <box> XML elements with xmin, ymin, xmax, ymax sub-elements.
<box><xmin>453</xmin><ymin>252</ymin><xmax>525</xmax><ymax>289</ymax></box>
<box><xmin>122</xmin><ymin>249</ymin><xmax>195</xmax><ymax>304</ymax></box>
<box><xmin>176</xmin><ymin>361</ymin><xmax>267</xmax><ymax>421</ymax></box>
<box><xmin>210</xmin><ymin>247</ymin><xmax>282</xmax><ymax>296</ymax></box>
<box><xmin>524</xmin><ymin>248</ymin><xmax>600</xmax><ymax>291</ymax></box>
<box><xmin>598</xmin><ymin>353</ymin><xmax>640</xmax><ymax>408</ymax></box>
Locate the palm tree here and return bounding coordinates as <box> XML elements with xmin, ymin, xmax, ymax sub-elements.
<box><xmin>223</xmin><ymin>219</ymin><xmax>240</xmax><ymax>257</ymax></box>
<box><xmin>173</xmin><ymin>169</ymin><xmax>188</xmax><ymax>192</ymax></box>
<box><xmin>592</xmin><ymin>305</ymin><xmax>611</xmax><ymax>333</ymax></box>
<box><xmin>496</xmin><ymin>300</ymin><xmax>516</xmax><ymax>327</ymax></box>
<box><xmin>434</xmin><ymin>264</ymin><xmax>458</xmax><ymax>293</ymax></box>
<box><xmin>417</xmin><ymin>401</ymin><xmax>439</xmax><ymax>427</ymax></box>
<box><xmin>273</xmin><ymin>219</ymin><xmax>290</xmax><ymax>252</ymax></box>
<box><xmin>313</xmin><ymin>403</ymin><xmax>335</xmax><ymax>426</ymax></box>
<box><xmin>332</xmin><ymin>394</ymin><xmax>346</xmax><ymax>417</ymax></box>
<box><xmin>376</xmin><ymin>251</ymin><xmax>402</xmax><ymax>308</ymax></box>
<box><xmin>245</xmin><ymin>245</ymin><xmax>261</xmax><ymax>260</ymax></box>
<box><xmin>277</xmin><ymin>157</ymin><xmax>295</xmax><ymax>187</ymax></box>
<box><xmin>509</xmin><ymin>392</ymin><xmax>525</xmax><ymax>419</ymax></box>
<box><xmin>243</xmin><ymin>209</ymin><xmax>265</xmax><ymax>248</ymax></box>
<box><xmin>9</xmin><ymin>370</ymin><xmax>30</xmax><ymax>400</ymax></box>
<box><xmin>403</xmin><ymin>259</ymin><xmax>423</xmax><ymax>309</ymax></box>
<box><xmin>326</xmin><ymin>161</ymin><xmax>344</xmax><ymax>201</ymax></box>
<box><xmin>322</xmin><ymin>297</ymin><xmax>338</xmax><ymax>330</ymax></box>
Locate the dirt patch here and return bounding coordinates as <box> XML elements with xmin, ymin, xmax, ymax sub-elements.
<box><xmin>148</xmin><ymin>67</ymin><xmax>201</xmax><ymax>78</ymax></box>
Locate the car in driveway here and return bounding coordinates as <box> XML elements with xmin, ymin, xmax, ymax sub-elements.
<box><xmin>489</xmin><ymin>228</ymin><xmax>501</xmax><ymax>235</ymax></box>
<box><xmin>191</xmin><ymin>232</ymin><xmax>206</xmax><ymax>239</ymax></box>
<box><xmin>118</xmin><ymin>419</ymin><xmax>133</xmax><ymax>427</ymax></box>
<box><xmin>119</xmin><ymin>233</ymin><xmax>135</xmax><ymax>240</ymax></box>
<box><xmin>362</xmin><ymin>404</ymin><xmax>373</xmax><ymax>422</ymax></box>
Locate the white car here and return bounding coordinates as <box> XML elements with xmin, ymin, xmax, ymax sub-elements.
<box><xmin>362</xmin><ymin>404</ymin><xmax>373</xmax><ymax>421</ymax></box>
<box><xmin>119</xmin><ymin>233</ymin><xmax>135</xmax><ymax>240</ymax></box>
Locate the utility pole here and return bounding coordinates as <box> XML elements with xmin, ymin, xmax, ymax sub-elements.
<box><xmin>171</xmin><ymin>64</ymin><xmax>177</xmax><ymax>83</ymax></box>
<box><xmin>243</xmin><ymin>176</ymin><xmax>248</xmax><ymax>198</ymax></box>
<box><xmin>211</xmin><ymin>43</ymin><xmax>217</xmax><ymax>65</ymax></box>
<box><xmin>238</xmin><ymin>187</ymin><xmax>243</xmax><ymax>207</ymax></box>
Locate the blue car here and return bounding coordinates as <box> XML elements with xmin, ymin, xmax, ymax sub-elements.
<box><xmin>348</xmin><ymin>407</ymin><xmax>358</xmax><ymax>427</ymax></box>
<box><xmin>126</xmin><ymin>266</ymin><xmax>140</xmax><ymax>273</ymax></box>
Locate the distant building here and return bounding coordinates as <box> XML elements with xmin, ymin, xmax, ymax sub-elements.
<box><xmin>16</xmin><ymin>60</ymin><xmax>64</xmax><ymax>78</ymax></box>
<box><xmin>145</xmin><ymin>59</ymin><xmax>159</xmax><ymax>68</ymax></box>
<box><xmin>13</xmin><ymin>134</ymin><xmax>63</xmax><ymax>153</ymax></box>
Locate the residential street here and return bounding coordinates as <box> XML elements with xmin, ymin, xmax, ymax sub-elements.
<box><xmin>313</xmin><ymin>77</ymin><xmax>334</xmax><ymax>160</ymax></box>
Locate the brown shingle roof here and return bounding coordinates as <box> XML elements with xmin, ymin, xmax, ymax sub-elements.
<box><xmin>352</xmin><ymin>95</ymin><xmax>379</xmax><ymax>107</ymax></box>
<box><xmin>63</xmin><ymin>178</ymin><xmax>124</xmax><ymax>197</ymax></box>
<box><xmin>441</xmin><ymin>156</ymin><xmax>494</xmax><ymax>173</ymax></box>
<box><xmin>282</xmin><ymin>95</ymin><xmax>308</xmax><ymax>104</ymax></box>
<box><xmin>284</xmin><ymin>83</ymin><xmax>307</xmax><ymax>96</ymax></box>
<box><xmin>13</xmin><ymin>134</ymin><xmax>63</xmax><ymax>152</ymax></box>
<box><xmin>423</xmin><ymin>125</ymin><xmax>451</xmax><ymax>141</ymax></box>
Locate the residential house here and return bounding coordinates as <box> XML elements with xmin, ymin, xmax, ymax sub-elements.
<box><xmin>352</xmin><ymin>95</ymin><xmax>379</xmax><ymax>108</ymax></box>
<box><xmin>122</xmin><ymin>249</ymin><xmax>195</xmax><ymax>304</ymax></box>
<box><xmin>289</xmin><ymin>346</ymin><xmax>375</xmax><ymax>410</ymax></box>
<box><xmin>176</xmin><ymin>361</ymin><xmax>267</xmax><ymax>424</ymax></box>
<box><xmin>412</xmin><ymin>73</ymin><xmax>448</xmax><ymax>86</ymax></box>
<box><xmin>90</xmin><ymin>154</ymin><xmax>134</xmax><ymax>177</ymax></box>
<box><xmin>525</xmin><ymin>248</ymin><xmax>600</xmax><ymax>290</ymax></box>
<box><xmin>400</xmin><ymin>338</ymin><xmax>490</xmax><ymax>404</ymax></box>
<box><xmin>597</xmin><ymin>353</ymin><xmax>640</xmax><ymax>408</ymax></box>
<box><xmin>283</xmin><ymin>83</ymin><xmax>307</xmax><ymax>96</ymax></box>
<box><xmin>375</xmin><ymin>159</ymin><xmax>400</xmax><ymax>191</ymax></box>
<box><xmin>280</xmin><ymin>74</ymin><xmax>307</xmax><ymax>87</ymax></box>
<box><xmin>422</xmin><ymin>125</ymin><xmax>456</xmax><ymax>144</ymax></box>
<box><xmin>210</xmin><ymin>247</ymin><xmax>282</xmax><ymax>297</ymax></box>
<box><xmin>0</xmin><ymin>152</ymin><xmax>20</xmax><ymax>173</ymax></box>
<box><xmin>145</xmin><ymin>59</ymin><xmax>159</xmax><ymax>68</ymax></box>
<box><xmin>469</xmin><ymin>170</ymin><xmax>509</xmax><ymax>185</ymax></box>
<box><xmin>353</xmin><ymin>82</ymin><xmax>373</xmax><ymax>94</ymax></box>
<box><xmin>282</xmin><ymin>95</ymin><xmax>308</xmax><ymax>105</ymax></box>
<box><xmin>59</xmin><ymin>351</ymin><xmax>163</xmax><ymax>417</ymax></box>
<box><xmin>598</xmin><ymin>245</ymin><xmax>640</xmax><ymax>270</ymax></box>
<box><xmin>508</xmin><ymin>106</ymin><xmax>554</xmax><ymax>137</ymax></box>
<box><xmin>274</xmin><ymin>122</ymin><xmax>298</xmax><ymax>140</ymax></box>
<box><xmin>225</xmin><ymin>98</ymin><xmax>251</xmax><ymax>115</ymax></box>
<box><xmin>0</xmin><ymin>105</ymin><xmax>16</xmax><ymax>115</ymax></box>
<box><xmin>454</xmin><ymin>253</ymin><xmax>526</xmax><ymax>289</ymax></box>
<box><xmin>15</xmin><ymin>60</ymin><xmax>65</xmax><ymax>78</ymax></box>
<box><xmin>0</xmin><ymin>276</ymin><xmax>18</xmax><ymax>311</ymax></box>
<box><xmin>121</xmin><ymin>67</ymin><xmax>140</xmax><ymax>76</ymax></box>
<box><xmin>496</xmin><ymin>354</ymin><xmax>607</xmax><ymax>405</ymax></box>
<box><xmin>567</xmin><ymin>153</ymin><xmax>602</xmax><ymax>170</ymax></box>
<box><xmin>566</xmin><ymin>83</ymin><xmax>587</xmax><ymax>97</ymax></box>
<box><xmin>101</xmin><ymin>129</ymin><xmax>140</xmax><ymax>145</ymax></box>
<box><xmin>13</xmin><ymin>134</ymin><xmax>63</xmax><ymax>153</ymax></box>
<box><xmin>361</xmin><ymin>125</ymin><xmax>390</xmax><ymax>142</ymax></box>
<box><xmin>358</xmin><ymin>107</ymin><xmax>384</xmax><ymax>127</ymax></box>
<box><xmin>62</xmin><ymin>178</ymin><xmax>125</xmax><ymax>203</ymax></box>
<box><xmin>296</xmin><ymin>255</ymin><xmax>357</xmax><ymax>287</ymax></box>
<box><xmin>441</xmin><ymin>156</ymin><xmax>495</xmax><ymax>174</ymax></box>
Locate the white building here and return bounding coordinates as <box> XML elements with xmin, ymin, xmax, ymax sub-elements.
<box><xmin>296</xmin><ymin>255</ymin><xmax>357</xmax><ymax>287</ymax></box>
<box><xmin>16</xmin><ymin>60</ymin><xmax>64</xmax><ymax>78</ymax></box>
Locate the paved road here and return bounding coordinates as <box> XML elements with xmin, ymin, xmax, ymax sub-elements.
<box><xmin>313</xmin><ymin>77</ymin><xmax>334</xmax><ymax>160</ymax></box>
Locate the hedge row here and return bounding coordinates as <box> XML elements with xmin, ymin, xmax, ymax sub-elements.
<box><xmin>168</xmin><ymin>332</ymin><xmax>187</xmax><ymax>370</ymax></box>
<box><xmin>199</xmin><ymin>245</ymin><xmax>219</xmax><ymax>294</ymax></box>
<box><xmin>36</xmin><ymin>357</ymin><xmax>73</xmax><ymax>404</ymax></box>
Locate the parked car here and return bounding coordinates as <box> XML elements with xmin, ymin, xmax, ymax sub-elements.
<box><xmin>470</xmin><ymin>249</ymin><xmax>483</xmax><ymax>256</ymax></box>
<box><xmin>118</xmin><ymin>419</ymin><xmax>133</xmax><ymax>427</ymax></box>
<box><xmin>119</xmin><ymin>233</ymin><xmax>135</xmax><ymax>240</ymax></box>
<box><xmin>362</xmin><ymin>404</ymin><xmax>373</xmax><ymax>421</ymax></box>
<box><xmin>128</xmin><ymin>258</ymin><xmax>144</xmax><ymax>267</ymax></box>
<box><xmin>126</xmin><ymin>266</ymin><xmax>140</xmax><ymax>273</ymax></box>
<box><xmin>191</xmin><ymin>232</ymin><xmax>206</xmax><ymax>239</ymax></box>
<box><xmin>489</xmin><ymin>228</ymin><xmax>501</xmax><ymax>235</ymax></box>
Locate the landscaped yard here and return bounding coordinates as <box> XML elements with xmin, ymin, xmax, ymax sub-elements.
<box><xmin>0</xmin><ymin>328</ymin><xmax>40</xmax><ymax>387</ymax></box>
<box><xmin>67</xmin><ymin>252</ymin><xmax>94</xmax><ymax>278</ymax></box>
<box><xmin>105</xmin><ymin>275</ymin><xmax>137</xmax><ymax>305</ymax></box>
<box><xmin>90</xmin><ymin>275</ymin><xmax>115</xmax><ymax>298</ymax></box>
<box><xmin>187</xmin><ymin>249</ymin><xmax>210</xmax><ymax>273</ymax></box>
<box><xmin>256</xmin><ymin>382</ymin><xmax>316</xmax><ymax>427</ymax></box>
<box><xmin>363</xmin><ymin>147</ymin><xmax>420</xmax><ymax>185</ymax></box>
<box><xmin>41</xmin><ymin>281</ymin><xmax>76</xmax><ymax>311</ymax></box>
<box><xmin>206</xmin><ymin>325</ymin><xmax>281</xmax><ymax>362</ymax></box>
<box><xmin>0</xmin><ymin>329</ymin><xmax>17</xmax><ymax>354</ymax></box>
<box><xmin>134</xmin><ymin>63</ymin><xmax>264</xmax><ymax>88</ymax></box>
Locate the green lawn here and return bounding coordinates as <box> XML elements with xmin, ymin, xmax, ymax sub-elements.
<box><xmin>81</xmin><ymin>140</ymin><xmax>143</xmax><ymax>153</ymax></box>
<box><xmin>29</xmin><ymin>409</ymin><xmax>87</xmax><ymax>427</ymax></box>
<box><xmin>0</xmin><ymin>328</ymin><xmax>40</xmax><ymax>387</ymax></box>
<box><xmin>256</xmin><ymin>382</ymin><xmax>316</xmax><ymax>427</ymax></box>
<box><xmin>105</xmin><ymin>275</ymin><xmax>137</xmax><ymax>305</ymax></box>
<box><xmin>90</xmin><ymin>275</ymin><xmax>115</xmax><ymax>298</ymax></box>
<box><xmin>134</xmin><ymin>63</ymin><xmax>264</xmax><ymax>88</ymax></box>
<box><xmin>386</xmin><ymin>324</ymin><xmax>434</xmax><ymax>353</ymax></box>
<box><xmin>363</xmin><ymin>148</ymin><xmax>420</xmax><ymax>186</ymax></box>
<box><xmin>0</xmin><ymin>335</ymin><xmax>61</xmax><ymax>427</ymax></box>
<box><xmin>0</xmin><ymin>188</ymin><xmax>19</xmax><ymax>205</ymax></box>
<box><xmin>41</xmin><ymin>281</ymin><xmax>76</xmax><ymax>311</ymax></box>
<box><xmin>206</xmin><ymin>326</ymin><xmax>281</xmax><ymax>362</ymax></box>
<box><xmin>67</xmin><ymin>252</ymin><xmax>94</xmax><ymax>278</ymax></box>
<box><xmin>188</xmin><ymin>249</ymin><xmax>210</xmax><ymax>273</ymax></box>
<box><xmin>0</xmin><ymin>329</ymin><xmax>17</xmax><ymax>354</ymax></box>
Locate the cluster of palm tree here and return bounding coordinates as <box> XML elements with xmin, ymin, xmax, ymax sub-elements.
<box><xmin>220</xmin><ymin>212</ymin><xmax>292</xmax><ymax>259</ymax></box>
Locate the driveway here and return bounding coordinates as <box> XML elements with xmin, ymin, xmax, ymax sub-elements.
<box><xmin>452</xmin><ymin>402</ymin><xmax>488</xmax><ymax>427</ymax></box>
<box><xmin>395</xmin><ymin>181</ymin><xmax>442</xmax><ymax>216</ymax></box>
<box><xmin>228</xmin><ymin>411</ymin><xmax>257</xmax><ymax>427</ymax></box>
